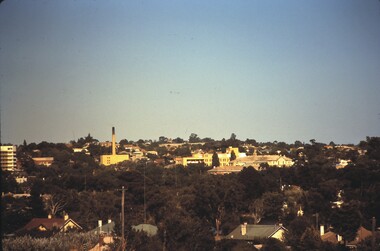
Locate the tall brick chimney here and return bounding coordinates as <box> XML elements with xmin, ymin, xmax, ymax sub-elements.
<box><xmin>112</xmin><ymin>127</ymin><xmax>116</xmax><ymax>155</ymax></box>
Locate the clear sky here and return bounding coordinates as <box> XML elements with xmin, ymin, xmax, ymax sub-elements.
<box><xmin>1</xmin><ymin>0</ymin><xmax>379</xmax><ymax>145</ymax></box>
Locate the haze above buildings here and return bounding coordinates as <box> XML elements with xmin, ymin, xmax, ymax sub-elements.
<box><xmin>1</xmin><ymin>1</ymin><xmax>379</xmax><ymax>145</ymax></box>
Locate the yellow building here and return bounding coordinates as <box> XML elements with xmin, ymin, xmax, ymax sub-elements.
<box><xmin>1</xmin><ymin>145</ymin><xmax>17</xmax><ymax>171</ymax></box>
<box><xmin>176</xmin><ymin>147</ymin><xmax>242</xmax><ymax>167</ymax></box>
<box><xmin>100</xmin><ymin>127</ymin><xmax>129</xmax><ymax>166</ymax></box>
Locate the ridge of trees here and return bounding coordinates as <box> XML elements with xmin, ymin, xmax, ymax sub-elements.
<box><xmin>1</xmin><ymin>136</ymin><xmax>380</xmax><ymax>250</ymax></box>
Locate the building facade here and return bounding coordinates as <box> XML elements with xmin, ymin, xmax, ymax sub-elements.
<box><xmin>1</xmin><ymin>145</ymin><xmax>17</xmax><ymax>171</ymax></box>
<box><xmin>100</xmin><ymin>127</ymin><xmax>129</xmax><ymax>166</ymax></box>
<box><xmin>176</xmin><ymin>147</ymin><xmax>243</xmax><ymax>167</ymax></box>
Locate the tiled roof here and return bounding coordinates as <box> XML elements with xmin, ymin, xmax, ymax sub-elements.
<box><xmin>321</xmin><ymin>227</ymin><xmax>372</xmax><ymax>245</ymax></box>
<box><xmin>90</xmin><ymin>221</ymin><xmax>115</xmax><ymax>234</ymax></box>
<box><xmin>227</xmin><ymin>224</ymin><xmax>286</xmax><ymax>240</ymax></box>
<box><xmin>22</xmin><ymin>218</ymin><xmax>65</xmax><ymax>231</ymax></box>
<box><xmin>208</xmin><ymin>166</ymin><xmax>244</xmax><ymax>174</ymax></box>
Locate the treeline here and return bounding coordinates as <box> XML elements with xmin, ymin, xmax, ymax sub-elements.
<box><xmin>1</xmin><ymin>137</ymin><xmax>380</xmax><ymax>250</ymax></box>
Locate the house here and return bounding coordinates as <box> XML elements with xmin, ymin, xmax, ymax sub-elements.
<box><xmin>232</xmin><ymin>153</ymin><xmax>294</xmax><ymax>169</ymax></box>
<box><xmin>175</xmin><ymin>147</ymin><xmax>246</xmax><ymax>167</ymax></box>
<box><xmin>90</xmin><ymin>219</ymin><xmax>115</xmax><ymax>235</ymax></box>
<box><xmin>226</xmin><ymin>223</ymin><xmax>287</xmax><ymax>241</ymax></box>
<box><xmin>17</xmin><ymin>214</ymin><xmax>82</xmax><ymax>235</ymax></box>
<box><xmin>321</xmin><ymin>226</ymin><xmax>372</xmax><ymax>247</ymax></box>
<box><xmin>335</xmin><ymin>159</ymin><xmax>351</xmax><ymax>169</ymax></box>
<box><xmin>207</xmin><ymin>165</ymin><xmax>244</xmax><ymax>175</ymax></box>
<box><xmin>32</xmin><ymin>157</ymin><xmax>54</xmax><ymax>167</ymax></box>
<box><xmin>132</xmin><ymin>223</ymin><xmax>158</xmax><ymax>237</ymax></box>
<box><xmin>88</xmin><ymin>220</ymin><xmax>115</xmax><ymax>251</ymax></box>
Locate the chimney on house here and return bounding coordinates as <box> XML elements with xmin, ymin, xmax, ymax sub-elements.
<box><xmin>108</xmin><ymin>219</ymin><xmax>112</xmax><ymax>224</ymax></box>
<box><xmin>241</xmin><ymin>222</ymin><xmax>247</xmax><ymax>236</ymax></box>
<box><xmin>320</xmin><ymin>225</ymin><xmax>325</xmax><ymax>236</ymax></box>
<box><xmin>98</xmin><ymin>220</ymin><xmax>102</xmax><ymax>228</ymax></box>
<box><xmin>64</xmin><ymin>214</ymin><xmax>69</xmax><ymax>221</ymax></box>
<box><xmin>112</xmin><ymin>127</ymin><xmax>116</xmax><ymax>155</ymax></box>
<box><xmin>48</xmin><ymin>214</ymin><xmax>52</xmax><ymax>219</ymax></box>
<box><xmin>337</xmin><ymin>234</ymin><xmax>342</xmax><ymax>242</ymax></box>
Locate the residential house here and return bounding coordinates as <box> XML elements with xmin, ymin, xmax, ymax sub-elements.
<box><xmin>208</xmin><ymin>165</ymin><xmax>244</xmax><ymax>175</ymax></box>
<box><xmin>226</xmin><ymin>223</ymin><xmax>287</xmax><ymax>242</ymax></box>
<box><xmin>32</xmin><ymin>157</ymin><xmax>54</xmax><ymax>167</ymax></box>
<box><xmin>321</xmin><ymin>226</ymin><xmax>372</xmax><ymax>248</ymax></box>
<box><xmin>88</xmin><ymin>219</ymin><xmax>115</xmax><ymax>250</ymax></box>
<box><xmin>232</xmin><ymin>152</ymin><xmax>293</xmax><ymax>170</ymax></box>
<box><xmin>17</xmin><ymin>214</ymin><xmax>82</xmax><ymax>236</ymax></box>
<box><xmin>90</xmin><ymin>219</ymin><xmax>115</xmax><ymax>235</ymax></box>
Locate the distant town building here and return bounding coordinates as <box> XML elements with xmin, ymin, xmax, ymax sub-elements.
<box><xmin>1</xmin><ymin>145</ymin><xmax>17</xmax><ymax>171</ymax></box>
<box><xmin>32</xmin><ymin>157</ymin><xmax>54</xmax><ymax>167</ymax></box>
<box><xmin>176</xmin><ymin>147</ymin><xmax>244</xmax><ymax>167</ymax></box>
<box><xmin>100</xmin><ymin>127</ymin><xmax>129</xmax><ymax>166</ymax></box>
<box><xmin>335</xmin><ymin>159</ymin><xmax>351</xmax><ymax>169</ymax></box>
<box><xmin>208</xmin><ymin>165</ymin><xmax>244</xmax><ymax>175</ymax></box>
<box><xmin>232</xmin><ymin>150</ymin><xmax>293</xmax><ymax>169</ymax></box>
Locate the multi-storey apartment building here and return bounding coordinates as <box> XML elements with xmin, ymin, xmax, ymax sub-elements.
<box><xmin>1</xmin><ymin>145</ymin><xmax>17</xmax><ymax>171</ymax></box>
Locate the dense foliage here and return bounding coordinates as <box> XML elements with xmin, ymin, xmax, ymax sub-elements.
<box><xmin>1</xmin><ymin>136</ymin><xmax>380</xmax><ymax>250</ymax></box>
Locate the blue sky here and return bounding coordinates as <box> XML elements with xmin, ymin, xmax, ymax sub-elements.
<box><xmin>1</xmin><ymin>0</ymin><xmax>379</xmax><ymax>145</ymax></box>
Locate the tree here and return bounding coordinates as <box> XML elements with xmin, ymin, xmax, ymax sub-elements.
<box><xmin>230</xmin><ymin>150</ymin><xmax>236</xmax><ymax>161</ymax></box>
<box><xmin>189</xmin><ymin>133</ymin><xmax>200</xmax><ymax>143</ymax></box>
<box><xmin>212</xmin><ymin>152</ymin><xmax>220</xmax><ymax>167</ymax></box>
<box><xmin>230</xmin><ymin>133</ymin><xmax>236</xmax><ymax>141</ymax></box>
<box><xmin>158</xmin><ymin>136</ymin><xmax>168</xmax><ymax>143</ymax></box>
<box><xmin>30</xmin><ymin>180</ymin><xmax>46</xmax><ymax>218</ymax></box>
<box><xmin>44</xmin><ymin>194</ymin><xmax>67</xmax><ymax>217</ymax></box>
<box><xmin>172</xmin><ymin>137</ymin><xmax>184</xmax><ymax>143</ymax></box>
<box><xmin>330</xmin><ymin>203</ymin><xmax>361</xmax><ymax>243</ymax></box>
<box><xmin>262</xmin><ymin>192</ymin><xmax>284</xmax><ymax>221</ymax></box>
<box><xmin>248</xmin><ymin>198</ymin><xmax>264</xmax><ymax>224</ymax></box>
<box><xmin>285</xmin><ymin>216</ymin><xmax>313</xmax><ymax>250</ymax></box>
<box><xmin>238</xmin><ymin>167</ymin><xmax>265</xmax><ymax>200</ymax></box>
<box><xmin>262</xmin><ymin>238</ymin><xmax>287</xmax><ymax>251</ymax></box>
<box><xmin>119</xmin><ymin>139</ymin><xmax>128</xmax><ymax>145</ymax></box>
<box><xmin>298</xmin><ymin>227</ymin><xmax>322</xmax><ymax>251</ymax></box>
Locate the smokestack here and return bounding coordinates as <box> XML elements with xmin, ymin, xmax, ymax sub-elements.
<box><xmin>112</xmin><ymin>127</ymin><xmax>116</xmax><ymax>155</ymax></box>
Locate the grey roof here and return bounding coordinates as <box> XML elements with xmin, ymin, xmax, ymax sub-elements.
<box><xmin>132</xmin><ymin>224</ymin><xmax>158</xmax><ymax>237</ymax></box>
<box><xmin>90</xmin><ymin>221</ymin><xmax>115</xmax><ymax>235</ymax></box>
<box><xmin>227</xmin><ymin>224</ymin><xmax>286</xmax><ymax>241</ymax></box>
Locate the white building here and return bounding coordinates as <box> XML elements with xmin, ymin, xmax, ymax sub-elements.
<box><xmin>1</xmin><ymin>145</ymin><xmax>17</xmax><ymax>171</ymax></box>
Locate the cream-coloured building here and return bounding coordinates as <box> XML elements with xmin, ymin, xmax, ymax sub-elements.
<box><xmin>176</xmin><ymin>147</ymin><xmax>244</xmax><ymax>167</ymax></box>
<box><xmin>1</xmin><ymin>145</ymin><xmax>17</xmax><ymax>171</ymax></box>
<box><xmin>100</xmin><ymin>127</ymin><xmax>129</xmax><ymax>166</ymax></box>
<box><xmin>232</xmin><ymin>151</ymin><xmax>294</xmax><ymax>169</ymax></box>
<box><xmin>32</xmin><ymin>157</ymin><xmax>54</xmax><ymax>167</ymax></box>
